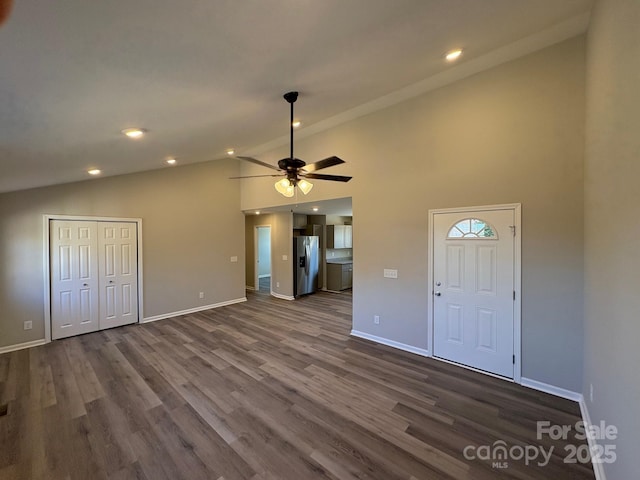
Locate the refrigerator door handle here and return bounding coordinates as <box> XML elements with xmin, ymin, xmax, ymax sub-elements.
<box><xmin>305</xmin><ymin>242</ymin><xmax>311</xmax><ymax>276</ymax></box>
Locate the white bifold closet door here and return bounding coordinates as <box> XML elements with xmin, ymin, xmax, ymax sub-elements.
<box><xmin>97</xmin><ymin>222</ymin><xmax>139</xmax><ymax>331</ymax></box>
<box><xmin>51</xmin><ymin>220</ymin><xmax>138</xmax><ymax>340</ymax></box>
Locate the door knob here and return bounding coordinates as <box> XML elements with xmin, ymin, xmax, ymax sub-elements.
<box><xmin>109</xmin><ymin>280</ymin><xmax>114</xmax><ymax>284</ymax></box>
<box><xmin>434</xmin><ymin>291</ymin><xmax>441</xmax><ymax>296</ymax></box>
<box><xmin>83</xmin><ymin>283</ymin><xmax>88</xmax><ymax>287</ymax></box>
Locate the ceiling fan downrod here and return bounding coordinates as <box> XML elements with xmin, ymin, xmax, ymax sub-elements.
<box><xmin>283</xmin><ymin>91</ymin><xmax>298</xmax><ymax>160</ymax></box>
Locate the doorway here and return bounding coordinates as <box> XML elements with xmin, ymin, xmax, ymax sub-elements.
<box><xmin>429</xmin><ymin>205</ymin><xmax>521</xmax><ymax>380</ymax></box>
<box><xmin>255</xmin><ymin>226</ymin><xmax>271</xmax><ymax>293</ymax></box>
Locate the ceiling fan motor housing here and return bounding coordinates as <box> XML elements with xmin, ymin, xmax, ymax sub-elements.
<box><xmin>278</xmin><ymin>157</ymin><xmax>305</xmax><ymax>170</ymax></box>
<box><xmin>278</xmin><ymin>157</ymin><xmax>306</xmax><ymax>185</ymax></box>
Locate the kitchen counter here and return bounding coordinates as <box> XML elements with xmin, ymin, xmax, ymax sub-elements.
<box><xmin>326</xmin><ymin>258</ymin><xmax>353</xmax><ymax>265</ymax></box>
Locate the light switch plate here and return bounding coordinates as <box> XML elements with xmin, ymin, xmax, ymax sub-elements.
<box><xmin>383</xmin><ymin>269</ymin><xmax>398</xmax><ymax>279</ymax></box>
<box><xmin>230</xmin><ymin>256</ymin><xmax>238</xmax><ymax>263</ymax></box>
<box><xmin>282</xmin><ymin>255</ymin><xmax>288</xmax><ymax>261</ymax></box>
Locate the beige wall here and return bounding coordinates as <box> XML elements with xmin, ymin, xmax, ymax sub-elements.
<box><xmin>241</xmin><ymin>37</ymin><xmax>586</xmax><ymax>391</ymax></box>
<box><xmin>584</xmin><ymin>1</ymin><xmax>640</xmax><ymax>478</ymax></box>
<box><xmin>0</xmin><ymin>159</ymin><xmax>245</xmax><ymax>349</ymax></box>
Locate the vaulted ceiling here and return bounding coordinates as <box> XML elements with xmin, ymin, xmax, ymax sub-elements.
<box><xmin>0</xmin><ymin>0</ymin><xmax>592</xmax><ymax>193</ymax></box>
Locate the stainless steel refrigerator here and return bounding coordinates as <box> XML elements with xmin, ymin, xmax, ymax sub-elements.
<box><xmin>294</xmin><ymin>235</ymin><xmax>319</xmax><ymax>297</ymax></box>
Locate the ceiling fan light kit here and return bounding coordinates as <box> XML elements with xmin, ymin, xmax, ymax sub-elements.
<box><xmin>232</xmin><ymin>91</ymin><xmax>352</xmax><ymax>197</ymax></box>
<box><xmin>297</xmin><ymin>179</ymin><xmax>313</xmax><ymax>195</ymax></box>
<box><xmin>275</xmin><ymin>178</ymin><xmax>295</xmax><ymax>197</ymax></box>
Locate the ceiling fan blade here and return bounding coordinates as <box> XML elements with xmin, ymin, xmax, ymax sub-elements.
<box><xmin>301</xmin><ymin>156</ymin><xmax>345</xmax><ymax>173</ymax></box>
<box><xmin>303</xmin><ymin>173</ymin><xmax>352</xmax><ymax>182</ymax></box>
<box><xmin>229</xmin><ymin>174</ymin><xmax>284</xmax><ymax>179</ymax></box>
<box><xmin>236</xmin><ymin>156</ymin><xmax>282</xmax><ymax>172</ymax></box>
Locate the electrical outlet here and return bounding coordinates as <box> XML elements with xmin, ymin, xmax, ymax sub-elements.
<box><xmin>23</xmin><ymin>321</ymin><xmax>32</xmax><ymax>330</ymax></box>
<box><xmin>383</xmin><ymin>269</ymin><xmax>398</xmax><ymax>279</ymax></box>
<box><xmin>590</xmin><ymin>383</ymin><xmax>594</xmax><ymax>403</ymax></box>
<box><xmin>374</xmin><ymin>315</ymin><xmax>380</xmax><ymax>325</ymax></box>
<box><xmin>276</xmin><ymin>282</ymin><xmax>280</xmax><ymax>288</ymax></box>
<box><xmin>199</xmin><ymin>292</ymin><xmax>204</xmax><ymax>299</ymax></box>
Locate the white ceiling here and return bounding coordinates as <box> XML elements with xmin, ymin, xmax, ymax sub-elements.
<box><xmin>0</xmin><ymin>0</ymin><xmax>592</xmax><ymax>194</ymax></box>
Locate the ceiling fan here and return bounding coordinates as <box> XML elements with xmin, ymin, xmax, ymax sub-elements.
<box><xmin>231</xmin><ymin>91</ymin><xmax>352</xmax><ymax>197</ymax></box>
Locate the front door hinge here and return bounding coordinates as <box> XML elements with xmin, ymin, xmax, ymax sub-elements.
<box><xmin>513</xmin><ymin>355</ymin><xmax>515</xmax><ymax>364</ymax></box>
<box><xmin>509</xmin><ymin>225</ymin><xmax>516</xmax><ymax>237</ymax></box>
<box><xmin>513</xmin><ymin>290</ymin><xmax>516</xmax><ymax>301</ymax></box>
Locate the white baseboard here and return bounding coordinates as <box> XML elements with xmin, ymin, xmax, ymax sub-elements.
<box><xmin>579</xmin><ymin>398</ymin><xmax>608</xmax><ymax>480</ymax></box>
<box><xmin>520</xmin><ymin>377</ymin><xmax>583</xmax><ymax>402</ymax></box>
<box><xmin>142</xmin><ymin>297</ymin><xmax>247</xmax><ymax>323</ymax></box>
<box><xmin>350</xmin><ymin>330</ymin><xmax>430</xmax><ymax>358</ymax></box>
<box><xmin>0</xmin><ymin>338</ymin><xmax>47</xmax><ymax>355</ymax></box>
<box><xmin>270</xmin><ymin>291</ymin><xmax>295</xmax><ymax>301</ymax></box>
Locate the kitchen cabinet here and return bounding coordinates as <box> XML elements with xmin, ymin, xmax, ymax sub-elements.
<box><xmin>327</xmin><ymin>225</ymin><xmax>353</xmax><ymax>249</ymax></box>
<box><xmin>344</xmin><ymin>224</ymin><xmax>352</xmax><ymax>248</ymax></box>
<box><xmin>293</xmin><ymin>214</ymin><xmax>308</xmax><ymax>229</ymax></box>
<box><xmin>327</xmin><ymin>262</ymin><xmax>353</xmax><ymax>291</ymax></box>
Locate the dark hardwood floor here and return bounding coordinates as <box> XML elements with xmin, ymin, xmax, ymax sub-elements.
<box><xmin>0</xmin><ymin>289</ymin><xmax>595</xmax><ymax>479</ymax></box>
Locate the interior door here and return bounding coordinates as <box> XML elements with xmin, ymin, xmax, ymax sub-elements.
<box><xmin>256</xmin><ymin>226</ymin><xmax>271</xmax><ymax>291</ymax></box>
<box><xmin>50</xmin><ymin>220</ymin><xmax>100</xmax><ymax>340</ymax></box>
<box><xmin>433</xmin><ymin>209</ymin><xmax>515</xmax><ymax>378</ymax></box>
<box><xmin>98</xmin><ymin>222</ymin><xmax>139</xmax><ymax>329</ymax></box>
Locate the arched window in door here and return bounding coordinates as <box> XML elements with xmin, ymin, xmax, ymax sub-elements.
<box><xmin>446</xmin><ymin>218</ymin><xmax>498</xmax><ymax>239</ymax></box>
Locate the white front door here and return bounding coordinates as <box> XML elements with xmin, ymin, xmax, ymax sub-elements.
<box><xmin>98</xmin><ymin>222</ymin><xmax>139</xmax><ymax>330</ymax></box>
<box><xmin>50</xmin><ymin>220</ymin><xmax>100</xmax><ymax>340</ymax></box>
<box><xmin>432</xmin><ymin>209</ymin><xmax>515</xmax><ymax>378</ymax></box>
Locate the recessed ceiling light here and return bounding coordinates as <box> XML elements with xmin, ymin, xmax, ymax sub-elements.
<box><xmin>88</xmin><ymin>169</ymin><xmax>101</xmax><ymax>176</ymax></box>
<box><xmin>445</xmin><ymin>49</ymin><xmax>463</xmax><ymax>62</ymax></box>
<box><xmin>292</xmin><ymin>120</ymin><xmax>302</xmax><ymax>129</ymax></box>
<box><xmin>226</xmin><ymin>149</ymin><xmax>235</xmax><ymax>156</ymax></box>
<box><xmin>121</xmin><ymin>127</ymin><xmax>146</xmax><ymax>139</ymax></box>
<box><xmin>312</xmin><ymin>207</ymin><xmax>319</xmax><ymax>212</ymax></box>
<box><xmin>166</xmin><ymin>158</ymin><xmax>177</xmax><ymax>165</ymax></box>
<box><xmin>255</xmin><ymin>211</ymin><xmax>261</xmax><ymax>215</ymax></box>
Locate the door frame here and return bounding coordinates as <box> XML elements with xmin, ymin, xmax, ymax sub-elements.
<box><xmin>43</xmin><ymin>214</ymin><xmax>144</xmax><ymax>343</ymax></box>
<box><xmin>427</xmin><ymin>203</ymin><xmax>522</xmax><ymax>383</ymax></box>
<box><xmin>254</xmin><ymin>224</ymin><xmax>272</xmax><ymax>291</ymax></box>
